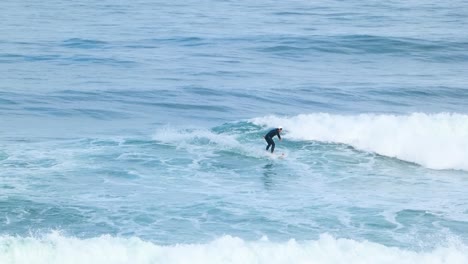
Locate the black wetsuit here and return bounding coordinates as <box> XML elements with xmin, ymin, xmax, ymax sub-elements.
<box><xmin>264</xmin><ymin>129</ymin><xmax>281</xmax><ymax>153</ymax></box>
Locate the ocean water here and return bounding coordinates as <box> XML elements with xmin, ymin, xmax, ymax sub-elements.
<box><xmin>1</xmin><ymin>0</ymin><xmax>468</xmax><ymax>263</ymax></box>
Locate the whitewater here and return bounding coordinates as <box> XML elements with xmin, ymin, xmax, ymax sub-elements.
<box><xmin>1</xmin><ymin>233</ymin><xmax>468</xmax><ymax>264</ymax></box>
<box><xmin>2</xmin><ymin>0</ymin><xmax>468</xmax><ymax>263</ymax></box>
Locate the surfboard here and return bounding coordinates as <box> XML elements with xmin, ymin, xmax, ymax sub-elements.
<box><xmin>267</xmin><ymin>152</ymin><xmax>285</xmax><ymax>159</ymax></box>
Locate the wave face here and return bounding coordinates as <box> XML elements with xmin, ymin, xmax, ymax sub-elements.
<box><xmin>1</xmin><ymin>233</ymin><xmax>467</xmax><ymax>264</ymax></box>
<box><xmin>251</xmin><ymin>113</ymin><xmax>468</xmax><ymax>171</ymax></box>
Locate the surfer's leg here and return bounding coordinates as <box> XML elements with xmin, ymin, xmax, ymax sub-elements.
<box><xmin>265</xmin><ymin>137</ymin><xmax>273</xmax><ymax>151</ymax></box>
<box><xmin>271</xmin><ymin>141</ymin><xmax>275</xmax><ymax>153</ymax></box>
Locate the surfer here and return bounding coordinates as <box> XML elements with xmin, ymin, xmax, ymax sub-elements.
<box><xmin>264</xmin><ymin>127</ymin><xmax>282</xmax><ymax>153</ymax></box>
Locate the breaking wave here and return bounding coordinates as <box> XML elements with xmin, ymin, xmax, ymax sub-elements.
<box><xmin>0</xmin><ymin>233</ymin><xmax>467</xmax><ymax>264</ymax></box>
<box><xmin>251</xmin><ymin>113</ymin><xmax>468</xmax><ymax>171</ymax></box>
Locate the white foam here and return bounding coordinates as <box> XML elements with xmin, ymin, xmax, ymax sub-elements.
<box><xmin>0</xmin><ymin>233</ymin><xmax>467</xmax><ymax>264</ymax></box>
<box><xmin>251</xmin><ymin>113</ymin><xmax>468</xmax><ymax>171</ymax></box>
<box><xmin>153</xmin><ymin>127</ymin><xmax>239</xmax><ymax>148</ymax></box>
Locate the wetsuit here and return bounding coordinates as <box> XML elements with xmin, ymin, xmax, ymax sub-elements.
<box><xmin>264</xmin><ymin>129</ymin><xmax>281</xmax><ymax>153</ymax></box>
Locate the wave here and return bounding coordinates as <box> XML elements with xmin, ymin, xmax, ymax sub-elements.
<box><xmin>251</xmin><ymin>113</ymin><xmax>468</xmax><ymax>171</ymax></box>
<box><xmin>152</xmin><ymin>126</ymin><xmax>273</xmax><ymax>159</ymax></box>
<box><xmin>0</xmin><ymin>233</ymin><xmax>466</xmax><ymax>264</ymax></box>
<box><xmin>255</xmin><ymin>35</ymin><xmax>468</xmax><ymax>62</ymax></box>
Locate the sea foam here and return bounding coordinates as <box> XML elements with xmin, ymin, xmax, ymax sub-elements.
<box><xmin>251</xmin><ymin>113</ymin><xmax>468</xmax><ymax>171</ymax></box>
<box><xmin>0</xmin><ymin>233</ymin><xmax>466</xmax><ymax>264</ymax></box>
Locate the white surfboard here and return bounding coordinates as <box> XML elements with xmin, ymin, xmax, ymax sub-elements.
<box><xmin>267</xmin><ymin>152</ymin><xmax>286</xmax><ymax>159</ymax></box>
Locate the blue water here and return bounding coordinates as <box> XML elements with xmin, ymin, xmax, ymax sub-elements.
<box><xmin>1</xmin><ymin>1</ymin><xmax>468</xmax><ymax>263</ymax></box>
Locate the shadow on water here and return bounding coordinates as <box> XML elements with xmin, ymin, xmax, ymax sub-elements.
<box><xmin>262</xmin><ymin>163</ymin><xmax>276</xmax><ymax>190</ymax></box>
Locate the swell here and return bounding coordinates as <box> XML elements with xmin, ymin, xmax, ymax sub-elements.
<box><xmin>254</xmin><ymin>35</ymin><xmax>468</xmax><ymax>62</ymax></box>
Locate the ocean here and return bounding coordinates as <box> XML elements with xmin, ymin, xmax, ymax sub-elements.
<box><xmin>1</xmin><ymin>0</ymin><xmax>468</xmax><ymax>263</ymax></box>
